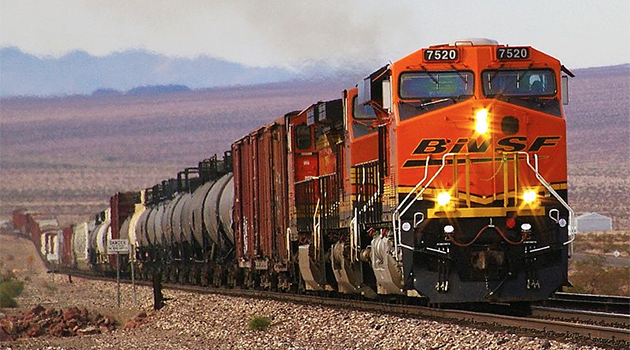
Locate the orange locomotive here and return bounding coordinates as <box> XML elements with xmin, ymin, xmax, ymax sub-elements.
<box><xmin>284</xmin><ymin>38</ymin><xmax>575</xmax><ymax>303</ymax></box>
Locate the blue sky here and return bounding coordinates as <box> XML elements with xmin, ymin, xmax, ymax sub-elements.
<box><xmin>1</xmin><ymin>0</ymin><xmax>629</xmax><ymax>69</ymax></box>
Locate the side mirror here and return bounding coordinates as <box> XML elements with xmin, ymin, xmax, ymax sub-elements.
<box><xmin>357</xmin><ymin>77</ymin><xmax>371</xmax><ymax>106</ymax></box>
<box><xmin>382</xmin><ymin>79</ymin><xmax>391</xmax><ymax>111</ymax></box>
<box><xmin>561</xmin><ymin>75</ymin><xmax>569</xmax><ymax>105</ymax></box>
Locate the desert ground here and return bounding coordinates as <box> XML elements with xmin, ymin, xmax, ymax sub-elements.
<box><xmin>0</xmin><ymin>80</ymin><xmax>353</xmax><ymax>226</ymax></box>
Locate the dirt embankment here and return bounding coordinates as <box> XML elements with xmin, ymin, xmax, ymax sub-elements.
<box><xmin>0</xmin><ymin>233</ymin><xmax>151</xmax><ymax>343</ymax></box>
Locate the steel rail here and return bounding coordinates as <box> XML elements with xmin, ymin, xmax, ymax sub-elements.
<box><xmin>532</xmin><ymin>306</ymin><xmax>630</xmax><ymax>328</ymax></box>
<box><xmin>537</xmin><ymin>292</ymin><xmax>630</xmax><ymax>314</ymax></box>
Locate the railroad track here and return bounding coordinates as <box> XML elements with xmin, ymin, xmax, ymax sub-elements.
<box><xmin>537</xmin><ymin>292</ymin><xmax>630</xmax><ymax>314</ymax></box>
<box><xmin>59</xmin><ymin>268</ymin><xmax>629</xmax><ymax>348</ymax></box>
<box><xmin>532</xmin><ymin>306</ymin><xmax>629</xmax><ymax>328</ymax></box>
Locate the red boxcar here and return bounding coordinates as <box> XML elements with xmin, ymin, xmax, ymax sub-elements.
<box><xmin>12</xmin><ymin>209</ymin><xmax>34</xmax><ymax>238</ymax></box>
<box><xmin>233</xmin><ymin>117</ymin><xmax>290</xmax><ymax>273</ymax></box>
<box><xmin>61</xmin><ymin>226</ymin><xmax>73</xmax><ymax>265</ymax></box>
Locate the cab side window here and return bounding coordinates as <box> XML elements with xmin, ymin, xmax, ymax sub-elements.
<box><xmin>295</xmin><ymin>124</ymin><xmax>311</xmax><ymax>150</ymax></box>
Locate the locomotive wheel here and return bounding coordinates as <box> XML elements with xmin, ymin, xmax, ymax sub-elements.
<box><xmin>510</xmin><ymin>301</ymin><xmax>532</xmax><ymax>316</ymax></box>
<box><xmin>260</xmin><ymin>272</ymin><xmax>277</xmax><ymax>291</ymax></box>
<box><xmin>278</xmin><ymin>273</ymin><xmax>291</xmax><ymax>293</ymax></box>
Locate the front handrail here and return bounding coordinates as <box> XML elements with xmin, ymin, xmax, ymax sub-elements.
<box><xmin>393</xmin><ymin>154</ymin><xmax>454</xmax><ymax>259</ymax></box>
<box><xmin>396</xmin><ymin>156</ymin><xmax>431</xmax><ymax>218</ymax></box>
<box><xmin>519</xmin><ymin>152</ymin><xmax>576</xmax><ymax>253</ymax></box>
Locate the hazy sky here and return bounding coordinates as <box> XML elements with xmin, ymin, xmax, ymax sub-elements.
<box><xmin>1</xmin><ymin>0</ymin><xmax>629</xmax><ymax>70</ymax></box>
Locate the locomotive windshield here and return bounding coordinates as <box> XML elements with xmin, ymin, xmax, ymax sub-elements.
<box><xmin>482</xmin><ymin>69</ymin><xmax>556</xmax><ymax>97</ymax></box>
<box><xmin>399</xmin><ymin>71</ymin><xmax>474</xmax><ymax>100</ymax></box>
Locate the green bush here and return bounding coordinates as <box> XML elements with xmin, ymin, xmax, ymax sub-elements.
<box><xmin>249</xmin><ymin>315</ymin><xmax>272</xmax><ymax>331</ymax></box>
<box><xmin>0</xmin><ymin>292</ymin><xmax>17</xmax><ymax>308</ymax></box>
<box><xmin>0</xmin><ymin>280</ymin><xmax>24</xmax><ymax>298</ymax></box>
<box><xmin>0</xmin><ymin>269</ymin><xmax>24</xmax><ymax>308</ymax></box>
<box><xmin>568</xmin><ymin>257</ymin><xmax>630</xmax><ymax>295</ymax></box>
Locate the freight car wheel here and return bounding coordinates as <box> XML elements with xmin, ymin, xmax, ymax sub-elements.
<box><xmin>212</xmin><ymin>266</ymin><xmax>223</xmax><ymax>287</ymax></box>
<box><xmin>200</xmin><ymin>265</ymin><xmax>211</xmax><ymax>286</ymax></box>
<box><xmin>189</xmin><ymin>265</ymin><xmax>201</xmax><ymax>285</ymax></box>
<box><xmin>143</xmin><ymin>266</ymin><xmax>152</xmax><ymax>281</ymax></box>
<box><xmin>178</xmin><ymin>267</ymin><xmax>189</xmax><ymax>284</ymax></box>
<box><xmin>163</xmin><ymin>265</ymin><xmax>171</xmax><ymax>282</ymax></box>
<box><xmin>226</xmin><ymin>266</ymin><xmax>240</xmax><ymax>288</ymax></box>
<box><xmin>170</xmin><ymin>265</ymin><xmax>179</xmax><ymax>283</ymax></box>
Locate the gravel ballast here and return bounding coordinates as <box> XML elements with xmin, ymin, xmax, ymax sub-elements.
<box><xmin>2</xmin><ymin>279</ymin><xmax>610</xmax><ymax>350</ymax></box>
<box><xmin>0</xmin><ymin>234</ymin><xmax>609</xmax><ymax>350</ymax></box>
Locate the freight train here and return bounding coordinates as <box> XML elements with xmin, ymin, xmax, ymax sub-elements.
<box><xmin>13</xmin><ymin>39</ymin><xmax>576</xmax><ymax>305</ymax></box>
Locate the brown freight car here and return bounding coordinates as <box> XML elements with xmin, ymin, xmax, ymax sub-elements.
<box><xmin>61</xmin><ymin>226</ymin><xmax>73</xmax><ymax>265</ymax></box>
<box><xmin>232</xmin><ymin>116</ymin><xmax>291</xmax><ymax>289</ymax></box>
<box><xmin>12</xmin><ymin>209</ymin><xmax>30</xmax><ymax>236</ymax></box>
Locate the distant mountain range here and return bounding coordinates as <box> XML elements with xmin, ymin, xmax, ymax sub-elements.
<box><xmin>0</xmin><ymin>47</ymin><xmax>302</xmax><ymax>97</ymax></box>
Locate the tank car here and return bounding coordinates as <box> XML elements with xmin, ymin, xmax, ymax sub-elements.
<box><xmin>134</xmin><ymin>155</ymin><xmax>234</xmax><ymax>285</ymax></box>
<box><xmin>71</xmin><ymin>220</ymin><xmax>94</xmax><ymax>270</ymax></box>
<box><xmin>90</xmin><ymin>209</ymin><xmax>112</xmax><ymax>271</ymax></box>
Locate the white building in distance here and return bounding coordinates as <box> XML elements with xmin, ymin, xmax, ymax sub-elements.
<box><xmin>576</xmin><ymin>212</ymin><xmax>613</xmax><ymax>232</ymax></box>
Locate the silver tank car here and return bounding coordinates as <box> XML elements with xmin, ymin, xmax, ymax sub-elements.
<box><xmin>203</xmin><ymin>174</ymin><xmax>234</xmax><ymax>245</ymax></box>
<box><xmin>172</xmin><ymin>192</ymin><xmax>192</xmax><ymax>246</ymax></box>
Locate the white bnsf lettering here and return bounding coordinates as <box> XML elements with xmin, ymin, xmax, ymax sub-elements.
<box><xmin>412</xmin><ymin>136</ymin><xmax>561</xmax><ymax>155</ymax></box>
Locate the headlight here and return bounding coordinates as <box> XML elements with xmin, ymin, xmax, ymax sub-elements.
<box><xmin>436</xmin><ymin>191</ymin><xmax>451</xmax><ymax>206</ymax></box>
<box><xmin>443</xmin><ymin>225</ymin><xmax>455</xmax><ymax>234</ymax></box>
<box><xmin>523</xmin><ymin>190</ymin><xmax>537</xmax><ymax>204</ymax></box>
<box><xmin>521</xmin><ymin>223</ymin><xmax>532</xmax><ymax>232</ymax></box>
<box><xmin>475</xmin><ymin>109</ymin><xmax>489</xmax><ymax>134</ymax></box>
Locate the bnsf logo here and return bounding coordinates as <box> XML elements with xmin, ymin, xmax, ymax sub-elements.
<box><xmin>412</xmin><ymin>136</ymin><xmax>561</xmax><ymax>154</ymax></box>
